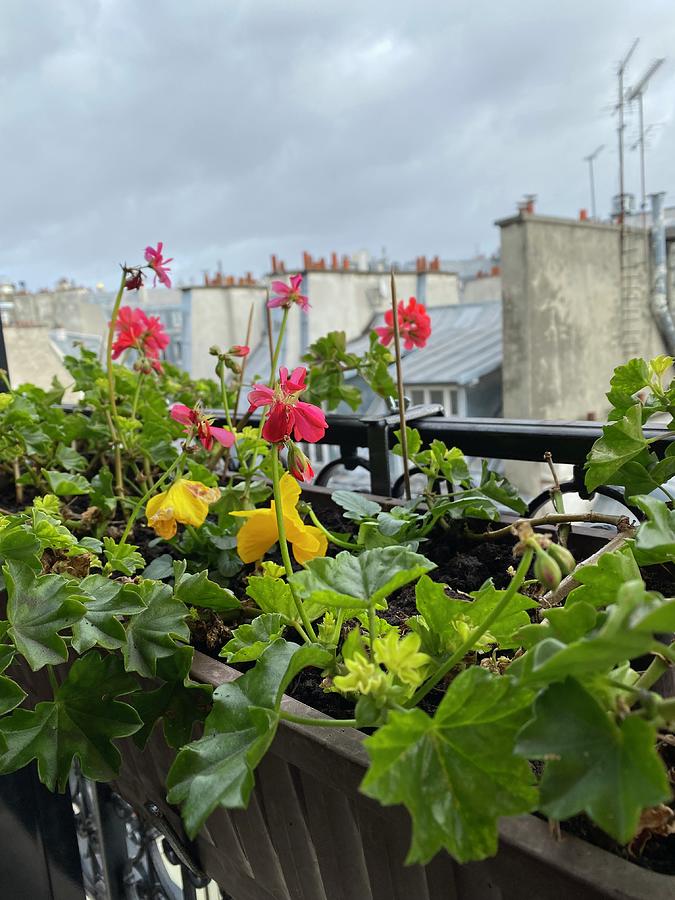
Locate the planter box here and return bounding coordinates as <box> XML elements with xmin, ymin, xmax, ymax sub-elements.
<box><xmin>110</xmin><ymin>650</ymin><xmax>674</xmax><ymax>900</ymax></box>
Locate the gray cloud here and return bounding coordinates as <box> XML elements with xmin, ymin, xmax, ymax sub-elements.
<box><xmin>1</xmin><ymin>0</ymin><xmax>673</xmax><ymax>289</ymax></box>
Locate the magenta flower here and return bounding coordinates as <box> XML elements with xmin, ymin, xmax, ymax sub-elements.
<box><xmin>170</xmin><ymin>404</ymin><xmax>235</xmax><ymax>451</ymax></box>
<box><xmin>267</xmin><ymin>274</ymin><xmax>309</xmax><ymax>312</ymax></box>
<box><xmin>145</xmin><ymin>242</ymin><xmax>173</xmax><ymax>288</ymax></box>
<box><xmin>248</xmin><ymin>367</ymin><xmax>327</xmax><ymax>444</ymax></box>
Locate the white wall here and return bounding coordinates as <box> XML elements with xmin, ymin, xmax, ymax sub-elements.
<box><xmin>189</xmin><ymin>286</ymin><xmax>267</xmax><ymax>380</ymax></box>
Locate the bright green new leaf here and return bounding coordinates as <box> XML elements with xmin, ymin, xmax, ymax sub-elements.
<box><xmin>103</xmin><ymin>537</ymin><xmax>145</xmax><ymax>576</ymax></box>
<box><xmin>245</xmin><ymin>574</ymin><xmax>296</xmax><ymax>620</ymax></box>
<box><xmin>167</xmin><ymin>640</ymin><xmax>332</xmax><ymax>837</ymax></box>
<box><xmin>71</xmin><ymin>574</ymin><xmax>145</xmax><ymax>654</ymax></box>
<box><xmin>290</xmin><ymin>547</ymin><xmax>436</xmax><ymax>610</ymax></box>
<box><xmin>477</xmin><ymin>463</ymin><xmax>527</xmax><ymax>515</ymax></box>
<box><xmin>54</xmin><ymin>445</ymin><xmax>87</xmax><ymax>472</ymax></box>
<box><xmin>5</xmin><ymin>561</ymin><xmax>86</xmax><ymax>670</ymax></box>
<box><xmin>0</xmin><ymin>525</ymin><xmax>41</xmax><ymax>562</ymax></box>
<box><xmin>515</xmin><ymin>678</ymin><xmax>669</xmax><ymax>842</ymax></box>
<box><xmin>0</xmin><ymin>652</ymin><xmax>140</xmax><ymax>791</ymax></box>
<box><xmin>605</xmin><ymin>358</ymin><xmax>653</xmax><ymax>414</ymax></box>
<box><xmin>393</xmin><ymin>427</ymin><xmax>422</xmax><ymax>458</ymax></box>
<box><xmin>122</xmin><ymin>581</ymin><xmax>190</xmax><ymax>677</ymax></box>
<box><xmin>128</xmin><ymin>647</ymin><xmax>212</xmax><ymax>749</ymax></box>
<box><xmin>584</xmin><ymin>404</ymin><xmax>648</xmax><ymax>492</ymax></box>
<box><xmin>42</xmin><ymin>470</ymin><xmax>91</xmax><ymax>496</ymax></box>
<box><xmin>632</xmin><ymin>495</ymin><xmax>675</xmax><ymax>565</ymax></box>
<box><xmin>566</xmin><ymin>545</ymin><xmax>641</xmax><ymax>608</ymax></box>
<box><xmin>221</xmin><ymin>614</ymin><xmax>286</xmax><ymax>663</ymax></box>
<box><xmin>361</xmin><ymin>667</ymin><xmax>537</xmax><ymax>863</ymax></box>
<box><xmin>173</xmin><ymin>561</ymin><xmax>240</xmax><ymax>611</ymax></box>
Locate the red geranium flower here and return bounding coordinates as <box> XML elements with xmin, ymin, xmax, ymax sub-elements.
<box><xmin>111</xmin><ymin>306</ymin><xmax>170</xmax><ymax>361</ymax></box>
<box><xmin>170</xmin><ymin>404</ymin><xmax>235</xmax><ymax>451</ymax></box>
<box><xmin>229</xmin><ymin>345</ymin><xmax>250</xmax><ymax>358</ymax></box>
<box><xmin>375</xmin><ymin>297</ymin><xmax>431</xmax><ymax>350</ymax></box>
<box><xmin>267</xmin><ymin>274</ymin><xmax>309</xmax><ymax>312</ymax></box>
<box><xmin>248</xmin><ymin>367</ymin><xmax>327</xmax><ymax>444</ymax></box>
<box><xmin>145</xmin><ymin>242</ymin><xmax>173</xmax><ymax>288</ymax></box>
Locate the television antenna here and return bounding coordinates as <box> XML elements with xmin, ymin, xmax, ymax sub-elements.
<box><xmin>626</xmin><ymin>57</ymin><xmax>665</xmax><ymax>224</ymax></box>
<box><xmin>614</xmin><ymin>38</ymin><xmax>639</xmax><ymax>223</ymax></box>
<box><xmin>583</xmin><ymin>144</ymin><xmax>605</xmax><ymax>220</ymax></box>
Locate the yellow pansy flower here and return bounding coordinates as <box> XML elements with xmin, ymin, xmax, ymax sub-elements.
<box><xmin>231</xmin><ymin>473</ymin><xmax>327</xmax><ymax>564</ymax></box>
<box><xmin>146</xmin><ymin>478</ymin><xmax>221</xmax><ymax>540</ymax></box>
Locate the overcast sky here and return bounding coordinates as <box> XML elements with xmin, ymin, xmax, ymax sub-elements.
<box><xmin>2</xmin><ymin>0</ymin><xmax>674</xmax><ymax>289</ymax></box>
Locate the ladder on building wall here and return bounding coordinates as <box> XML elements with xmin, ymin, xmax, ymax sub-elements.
<box><xmin>620</xmin><ymin>229</ymin><xmax>647</xmax><ymax>359</ymax></box>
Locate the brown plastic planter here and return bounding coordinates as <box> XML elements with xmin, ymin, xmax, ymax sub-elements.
<box><xmin>111</xmin><ymin>650</ymin><xmax>675</xmax><ymax>900</ymax></box>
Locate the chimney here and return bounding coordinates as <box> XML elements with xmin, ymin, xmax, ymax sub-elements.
<box><xmin>430</xmin><ymin>256</ymin><xmax>440</xmax><ymax>271</ymax></box>
<box><xmin>490</xmin><ymin>265</ymin><xmax>501</xmax><ymax>277</ymax></box>
<box><xmin>579</xmin><ymin>209</ymin><xmax>588</xmax><ymax>221</ymax></box>
<box><xmin>303</xmin><ymin>251</ymin><xmax>311</xmax><ymax>270</ymax></box>
<box><xmin>342</xmin><ymin>256</ymin><xmax>350</xmax><ymax>270</ymax></box>
<box><xmin>271</xmin><ymin>254</ymin><xmax>278</xmax><ymax>272</ymax></box>
<box><xmin>331</xmin><ymin>252</ymin><xmax>338</xmax><ymax>270</ymax></box>
<box><xmin>226</xmin><ymin>275</ymin><xmax>234</xmax><ymax>286</ymax></box>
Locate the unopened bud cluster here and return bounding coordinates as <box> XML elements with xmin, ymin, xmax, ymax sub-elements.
<box><xmin>512</xmin><ymin>521</ymin><xmax>575</xmax><ymax>591</ymax></box>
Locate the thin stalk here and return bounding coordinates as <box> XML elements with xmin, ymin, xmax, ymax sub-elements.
<box><xmin>105</xmin><ymin>269</ymin><xmax>129</xmax><ymax>497</ymax></box>
<box><xmin>47</xmin><ymin>665</ymin><xmax>59</xmax><ymax>695</ymax></box>
<box><xmin>119</xmin><ymin>451</ymin><xmax>186</xmax><ymax>545</ymax></box>
<box><xmin>269</xmin><ymin>307</ymin><xmax>289</xmax><ymax>387</ymax></box>
<box><xmin>131</xmin><ymin>372</ymin><xmax>145</xmax><ymax>420</ymax></box>
<box><xmin>218</xmin><ymin>366</ymin><xmax>235</xmax><ymax>433</ymax></box>
<box><xmin>544</xmin><ymin>451</ymin><xmax>569</xmax><ymax>547</ymax></box>
<box><xmin>409</xmin><ymin>548</ymin><xmax>534</xmax><ymax>706</ymax></box>
<box><xmin>233</xmin><ymin>304</ymin><xmax>255</xmax><ymax>427</ymax></box>
<box><xmin>635</xmin><ymin>639</ymin><xmax>675</xmax><ymax>691</ymax></box>
<box><xmin>265</xmin><ymin>295</ymin><xmax>274</xmax><ymax>366</ymax></box>
<box><xmin>306</xmin><ymin>506</ymin><xmax>358</xmax><ymax>550</ymax></box>
<box><xmin>390</xmin><ymin>270</ymin><xmax>411</xmax><ymax>500</ymax></box>
<box><xmin>104</xmin><ymin>409</ymin><xmax>125</xmax><ymax>505</ymax></box>
<box><xmin>280</xmin><ymin>710</ymin><xmax>357</xmax><ymax>728</ymax></box>
<box><xmin>656</xmin><ymin>697</ymin><xmax>675</xmax><ymax>723</ymax></box>
<box><xmin>271</xmin><ymin>447</ymin><xmax>317</xmax><ymax>641</ymax></box>
<box><xmin>13</xmin><ymin>459</ymin><xmax>23</xmax><ymax>505</ymax></box>
<box><xmin>368</xmin><ymin>602</ymin><xmax>378</xmax><ymax>655</ymax></box>
<box><xmin>466</xmin><ymin>512</ymin><xmax>628</xmax><ymax>541</ymax></box>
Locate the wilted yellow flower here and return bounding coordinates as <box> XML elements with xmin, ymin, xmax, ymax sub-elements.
<box><xmin>146</xmin><ymin>478</ymin><xmax>221</xmax><ymax>539</ymax></box>
<box><xmin>230</xmin><ymin>473</ymin><xmax>327</xmax><ymax>564</ymax></box>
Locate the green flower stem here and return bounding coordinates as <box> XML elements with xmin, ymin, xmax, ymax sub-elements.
<box><xmin>635</xmin><ymin>639</ymin><xmax>675</xmax><ymax>692</ymax></box>
<box><xmin>257</xmin><ymin>306</ymin><xmax>290</xmax><ymax>442</ymax></box>
<box><xmin>270</xmin><ymin>446</ymin><xmax>317</xmax><ymax>642</ymax></box>
<box><xmin>280</xmin><ymin>710</ymin><xmax>357</xmax><ymax>728</ymax></box>
<box><xmin>119</xmin><ymin>450</ymin><xmax>186</xmax><ymax>546</ymax></box>
<box><xmin>218</xmin><ymin>366</ymin><xmax>235</xmax><ymax>433</ymax></box>
<box><xmin>131</xmin><ymin>372</ymin><xmax>145</xmax><ymax>420</ymax></box>
<box><xmin>306</xmin><ymin>506</ymin><xmax>358</xmax><ymax>549</ymax></box>
<box><xmin>409</xmin><ymin>548</ymin><xmax>534</xmax><ymax>707</ymax></box>
<box><xmin>368</xmin><ymin>601</ymin><xmax>378</xmax><ymax>657</ymax></box>
<box><xmin>105</xmin><ymin>269</ymin><xmax>129</xmax><ymax>497</ymax></box>
<box><xmin>656</xmin><ymin>697</ymin><xmax>675</xmax><ymax>724</ymax></box>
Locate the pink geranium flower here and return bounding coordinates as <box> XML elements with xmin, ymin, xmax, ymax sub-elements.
<box><xmin>287</xmin><ymin>441</ymin><xmax>315</xmax><ymax>483</ymax></box>
<box><xmin>375</xmin><ymin>297</ymin><xmax>432</xmax><ymax>350</ymax></box>
<box><xmin>111</xmin><ymin>306</ymin><xmax>170</xmax><ymax>362</ymax></box>
<box><xmin>170</xmin><ymin>404</ymin><xmax>235</xmax><ymax>451</ymax></box>
<box><xmin>267</xmin><ymin>274</ymin><xmax>309</xmax><ymax>312</ymax></box>
<box><xmin>145</xmin><ymin>242</ymin><xmax>173</xmax><ymax>288</ymax></box>
<box><xmin>229</xmin><ymin>345</ymin><xmax>250</xmax><ymax>358</ymax></box>
<box><xmin>248</xmin><ymin>367</ymin><xmax>327</xmax><ymax>444</ymax></box>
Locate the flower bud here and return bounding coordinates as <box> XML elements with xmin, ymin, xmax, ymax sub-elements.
<box><xmin>547</xmin><ymin>543</ymin><xmax>576</xmax><ymax>576</ymax></box>
<box><xmin>286</xmin><ymin>441</ymin><xmax>314</xmax><ymax>483</ymax></box>
<box><xmin>229</xmin><ymin>345</ymin><xmax>250</xmax><ymax>358</ymax></box>
<box><xmin>209</xmin><ymin>345</ymin><xmax>222</xmax><ymax>356</ymax></box>
<box><xmin>534</xmin><ymin>553</ymin><xmax>562</xmax><ymax>591</ymax></box>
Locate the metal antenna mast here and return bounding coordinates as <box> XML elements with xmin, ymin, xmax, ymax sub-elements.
<box><xmin>616</xmin><ymin>38</ymin><xmax>639</xmax><ymax>223</ymax></box>
<box><xmin>583</xmin><ymin>144</ymin><xmax>604</xmax><ymax>220</ymax></box>
<box><xmin>626</xmin><ymin>57</ymin><xmax>665</xmax><ymax>228</ymax></box>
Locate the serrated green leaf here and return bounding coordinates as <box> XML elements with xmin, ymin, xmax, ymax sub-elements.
<box><xmin>221</xmin><ymin>614</ymin><xmax>286</xmax><ymax>663</ymax></box>
<box><xmin>167</xmin><ymin>640</ymin><xmax>332</xmax><ymax>837</ymax></box>
<box><xmin>103</xmin><ymin>537</ymin><xmax>145</xmax><ymax>576</ymax></box>
<box><xmin>477</xmin><ymin>463</ymin><xmax>527</xmax><ymax>515</ymax></box>
<box><xmin>331</xmin><ymin>490</ymin><xmax>381</xmax><ymax>521</ymax></box>
<box><xmin>5</xmin><ymin>561</ymin><xmax>86</xmax><ymax>670</ymax></box>
<box><xmin>142</xmin><ymin>554</ymin><xmax>175</xmax><ymax>580</ymax></box>
<box><xmin>393</xmin><ymin>427</ymin><xmax>422</xmax><ymax>458</ymax></box>
<box><xmin>632</xmin><ymin>495</ymin><xmax>675</xmax><ymax>565</ymax></box>
<box><xmin>42</xmin><ymin>470</ymin><xmax>91</xmax><ymax>496</ymax></box>
<box><xmin>90</xmin><ymin>468</ymin><xmax>117</xmax><ymax>514</ymax></box>
<box><xmin>0</xmin><ymin>675</ymin><xmax>26</xmax><ymax>715</ymax></box>
<box><xmin>584</xmin><ymin>405</ymin><xmax>648</xmax><ymax>492</ymax></box>
<box><xmin>173</xmin><ymin>563</ymin><xmax>239</xmax><ymax>611</ymax></box>
<box><xmin>122</xmin><ymin>582</ymin><xmax>190</xmax><ymax>677</ymax></box>
<box><xmin>567</xmin><ymin>545</ymin><xmax>641</xmax><ymax>608</ymax></box>
<box><xmin>245</xmin><ymin>575</ymin><xmax>296</xmax><ymax>620</ymax></box>
<box><xmin>0</xmin><ymin>525</ymin><xmax>41</xmax><ymax>562</ymax></box>
<box><xmin>0</xmin><ymin>653</ymin><xmax>140</xmax><ymax>791</ymax></box>
<box><xmin>54</xmin><ymin>445</ymin><xmax>87</xmax><ymax>472</ymax></box>
<box><xmin>515</xmin><ymin>678</ymin><xmax>669</xmax><ymax>842</ymax></box>
<box><xmin>128</xmin><ymin>647</ymin><xmax>212</xmax><ymax>749</ymax></box>
<box><xmin>290</xmin><ymin>547</ymin><xmax>435</xmax><ymax>610</ymax></box>
<box><xmin>71</xmin><ymin>574</ymin><xmax>145</xmax><ymax>654</ymax></box>
<box><xmin>361</xmin><ymin>667</ymin><xmax>537</xmax><ymax>863</ymax></box>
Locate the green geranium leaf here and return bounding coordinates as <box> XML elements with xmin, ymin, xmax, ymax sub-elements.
<box><xmin>515</xmin><ymin>678</ymin><xmax>669</xmax><ymax>842</ymax></box>
<box><xmin>103</xmin><ymin>537</ymin><xmax>145</xmax><ymax>576</ymax></box>
<box><xmin>221</xmin><ymin>614</ymin><xmax>286</xmax><ymax>663</ymax></box>
<box><xmin>566</xmin><ymin>545</ymin><xmax>641</xmax><ymax>608</ymax></box>
<box><xmin>122</xmin><ymin>581</ymin><xmax>190</xmax><ymax>677</ymax></box>
<box><xmin>30</xmin><ymin>509</ymin><xmax>79</xmax><ymax>551</ymax></box>
<box><xmin>361</xmin><ymin>667</ymin><xmax>536</xmax><ymax>864</ymax></box>
<box><xmin>331</xmin><ymin>490</ymin><xmax>381</xmax><ymax>521</ymax></box>
<box><xmin>167</xmin><ymin>640</ymin><xmax>331</xmax><ymax>838</ymax></box>
<box><xmin>605</xmin><ymin>358</ymin><xmax>652</xmax><ymax>413</ymax></box>
<box><xmin>467</xmin><ymin>579</ymin><xmax>538</xmax><ymax>648</ymax></box>
<box><xmin>5</xmin><ymin>561</ymin><xmax>86</xmax><ymax>670</ymax></box>
<box><xmin>632</xmin><ymin>495</ymin><xmax>675</xmax><ymax>565</ymax></box>
<box><xmin>90</xmin><ymin>468</ymin><xmax>117</xmax><ymax>514</ymax></box>
<box><xmin>0</xmin><ymin>652</ymin><xmax>140</xmax><ymax>791</ymax></box>
<box><xmin>128</xmin><ymin>647</ymin><xmax>212</xmax><ymax>749</ymax></box>
<box><xmin>584</xmin><ymin>404</ymin><xmax>647</xmax><ymax>492</ymax></box>
<box><xmin>290</xmin><ymin>547</ymin><xmax>436</xmax><ymax>610</ymax></box>
<box><xmin>142</xmin><ymin>554</ymin><xmax>175</xmax><ymax>580</ymax></box>
<box><xmin>54</xmin><ymin>445</ymin><xmax>87</xmax><ymax>472</ymax></box>
<box><xmin>42</xmin><ymin>470</ymin><xmax>91</xmax><ymax>496</ymax></box>
<box><xmin>0</xmin><ymin>675</ymin><xmax>26</xmax><ymax>715</ymax></box>
<box><xmin>393</xmin><ymin>427</ymin><xmax>422</xmax><ymax>458</ymax></box>
<box><xmin>245</xmin><ymin>574</ymin><xmax>296</xmax><ymax>620</ymax></box>
<box><xmin>71</xmin><ymin>574</ymin><xmax>145</xmax><ymax>654</ymax></box>
<box><xmin>173</xmin><ymin>562</ymin><xmax>240</xmax><ymax>611</ymax></box>
<box><xmin>431</xmin><ymin>494</ymin><xmax>500</xmax><ymax>521</ymax></box>
<box><xmin>0</xmin><ymin>525</ymin><xmax>41</xmax><ymax>561</ymax></box>
<box><xmin>477</xmin><ymin>463</ymin><xmax>527</xmax><ymax>515</ymax></box>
